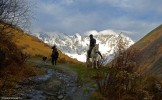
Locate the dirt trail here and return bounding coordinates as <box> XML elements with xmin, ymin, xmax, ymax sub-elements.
<box><xmin>55</xmin><ymin>64</ymin><xmax>96</xmax><ymax>100</ymax></box>
<box><xmin>28</xmin><ymin>59</ymin><xmax>77</xmax><ymax>79</ymax></box>
<box><xmin>17</xmin><ymin>59</ymin><xmax>97</xmax><ymax>100</ymax></box>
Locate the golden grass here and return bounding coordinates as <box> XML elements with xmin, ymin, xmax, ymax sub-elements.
<box><xmin>14</xmin><ymin>32</ymin><xmax>51</xmax><ymax>57</ymax></box>
<box><xmin>0</xmin><ymin>21</ymin><xmax>80</xmax><ymax>96</ymax></box>
<box><xmin>129</xmin><ymin>24</ymin><xmax>162</xmax><ymax>74</ymax></box>
<box><xmin>2</xmin><ymin>23</ymin><xmax>82</xmax><ymax>64</ymax></box>
<box><xmin>134</xmin><ymin>24</ymin><xmax>162</xmax><ymax>50</ymax></box>
<box><xmin>6</xmin><ymin>25</ymin><xmax>81</xmax><ymax>64</ymax></box>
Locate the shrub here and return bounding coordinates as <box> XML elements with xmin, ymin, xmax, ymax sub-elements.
<box><xmin>94</xmin><ymin>33</ymin><xmax>162</xmax><ymax>99</ymax></box>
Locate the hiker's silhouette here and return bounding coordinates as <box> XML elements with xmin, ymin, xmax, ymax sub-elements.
<box><xmin>51</xmin><ymin>45</ymin><xmax>59</xmax><ymax>65</ymax></box>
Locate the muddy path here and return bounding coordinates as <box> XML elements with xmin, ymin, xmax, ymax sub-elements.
<box><xmin>13</xmin><ymin>60</ymin><xmax>97</xmax><ymax>100</ymax></box>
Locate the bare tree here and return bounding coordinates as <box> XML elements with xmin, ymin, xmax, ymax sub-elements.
<box><xmin>0</xmin><ymin>0</ymin><xmax>32</xmax><ymax>31</ymax></box>
<box><xmin>0</xmin><ymin>0</ymin><xmax>32</xmax><ymax>67</ymax></box>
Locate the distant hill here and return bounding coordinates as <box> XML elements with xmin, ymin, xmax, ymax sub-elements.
<box><xmin>131</xmin><ymin>24</ymin><xmax>162</xmax><ymax>74</ymax></box>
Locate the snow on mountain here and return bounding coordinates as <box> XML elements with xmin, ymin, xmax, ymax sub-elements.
<box><xmin>32</xmin><ymin>30</ymin><xmax>134</xmax><ymax>63</ymax></box>
<box><xmin>84</xmin><ymin>30</ymin><xmax>117</xmax><ymax>36</ymax></box>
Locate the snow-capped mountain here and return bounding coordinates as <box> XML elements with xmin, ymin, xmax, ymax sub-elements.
<box><xmin>33</xmin><ymin>30</ymin><xmax>134</xmax><ymax>63</ymax></box>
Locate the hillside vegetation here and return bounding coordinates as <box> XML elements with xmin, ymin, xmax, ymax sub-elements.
<box><xmin>130</xmin><ymin>24</ymin><xmax>162</xmax><ymax>74</ymax></box>
<box><xmin>0</xmin><ymin>22</ymin><xmax>80</xmax><ymax>95</ymax></box>
<box><xmin>92</xmin><ymin>32</ymin><xmax>162</xmax><ymax>99</ymax></box>
<box><xmin>9</xmin><ymin>27</ymin><xmax>80</xmax><ymax>64</ymax></box>
<box><xmin>0</xmin><ymin>25</ymin><xmax>44</xmax><ymax>95</ymax></box>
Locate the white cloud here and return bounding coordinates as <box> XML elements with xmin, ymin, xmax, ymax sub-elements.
<box><xmin>96</xmin><ymin>0</ymin><xmax>162</xmax><ymax>13</ymax></box>
<box><xmin>106</xmin><ymin>16</ymin><xmax>160</xmax><ymax>40</ymax></box>
<box><xmin>31</xmin><ymin>0</ymin><xmax>162</xmax><ymax>41</ymax></box>
<box><xmin>61</xmin><ymin>0</ymin><xmax>74</xmax><ymax>5</ymax></box>
<box><xmin>36</xmin><ymin>2</ymin><xmax>63</xmax><ymax>15</ymax></box>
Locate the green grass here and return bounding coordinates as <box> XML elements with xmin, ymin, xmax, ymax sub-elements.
<box><xmin>68</xmin><ymin>64</ymin><xmax>110</xmax><ymax>99</ymax></box>
<box><xmin>68</xmin><ymin>64</ymin><xmax>109</xmax><ymax>84</ymax></box>
<box><xmin>26</xmin><ymin>59</ymin><xmax>65</xmax><ymax>73</ymax></box>
<box><xmin>27</xmin><ymin>58</ymin><xmax>110</xmax><ymax>83</ymax></box>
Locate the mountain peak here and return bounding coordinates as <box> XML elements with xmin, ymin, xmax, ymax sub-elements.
<box><xmin>99</xmin><ymin>30</ymin><xmax>117</xmax><ymax>36</ymax></box>
<box><xmin>84</xmin><ymin>29</ymin><xmax>119</xmax><ymax>36</ymax></box>
<box><xmin>74</xmin><ymin>33</ymin><xmax>81</xmax><ymax>39</ymax></box>
<box><xmin>84</xmin><ymin>30</ymin><xmax>98</xmax><ymax>36</ymax></box>
<box><xmin>33</xmin><ymin>30</ymin><xmax>134</xmax><ymax>63</ymax></box>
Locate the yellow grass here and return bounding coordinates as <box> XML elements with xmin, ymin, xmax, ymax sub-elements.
<box><xmin>130</xmin><ymin>24</ymin><xmax>162</xmax><ymax>74</ymax></box>
<box><xmin>8</xmin><ymin>27</ymin><xmax>81</xmax><ymax>64</ymax></box>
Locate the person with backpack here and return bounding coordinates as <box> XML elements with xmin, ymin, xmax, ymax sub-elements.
<box><xmin>51</xmin><ymin>45</ymin><xmax>59</xmax><ymax>65</ymax></box>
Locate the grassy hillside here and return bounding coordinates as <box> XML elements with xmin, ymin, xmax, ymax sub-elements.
<box><xmin>0</xmin><ymin>24</ymin><xmax>46</xmax><ymax>95</ymax></box>
<box><xmin>0</xmin><ymin>22</ymin><xmax>81</xmax><ymax>95</ymax></box>
<box><xmin>10</xmin><ymin>28</ymin><xmax>80</xmax><ymax>64</ymax></box>
<box><xmin>130</xmin><ymin>24</ymin><xmax>162</xmax><ymax>74</ymax></box>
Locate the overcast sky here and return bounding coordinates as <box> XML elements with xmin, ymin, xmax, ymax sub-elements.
<box><xmin>31</xmin><ymin>0</ymin><xmax>162</xmax><ymax>41</ymax></box>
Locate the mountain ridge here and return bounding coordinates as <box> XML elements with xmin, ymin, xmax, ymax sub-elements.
<box><xmin>32</xmin><ymin>30</ymin><xmax>134</xmax><ymax>63</ymax></box>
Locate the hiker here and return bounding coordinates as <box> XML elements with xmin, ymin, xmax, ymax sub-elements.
<box><xmin>87</xmin><ymin>34</ymin><xmax>103</xmax><ymax>60</ymax></box>
<box><xmin>51</xmin><ymin>45</ymin><xmax>59</xmax><ymax>65</ymax></box>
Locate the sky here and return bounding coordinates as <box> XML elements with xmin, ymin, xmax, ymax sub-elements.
<box><xmin>30</xmin><ymin>0</ymin><xmax>162</xmax><ymax>41</ymax></box>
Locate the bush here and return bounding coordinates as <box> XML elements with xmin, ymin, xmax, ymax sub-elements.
<box><xmin>0</xmin><ymin>30</ymin><xmax>29</xmax><ymax>68</ymax></box>
<box><xmin>94</xmin><ymin>33</ymin><xmax>162</xmax><ymax>99</ymax></box>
